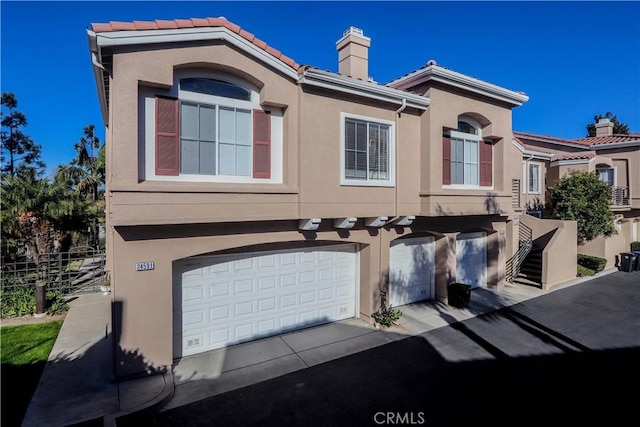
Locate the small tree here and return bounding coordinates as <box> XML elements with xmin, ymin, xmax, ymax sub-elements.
<box><xmin>548</xmin><ymin>170</ymin><xmax>616</xmax><ymax>244</ymax></box>
<box><xmin>1</xmin><ymin>92</ymin><xmax>45</xmax><ymax>179</ymax></box>
<box><xmin>586</xmin><ymin>112</ymin><xmax>630</xmax><ymax>137</ymax></box>
<box><xmin>55</xmin><ymin>125</ymin><xmax>105</xmax><ymax>248</ymax></box>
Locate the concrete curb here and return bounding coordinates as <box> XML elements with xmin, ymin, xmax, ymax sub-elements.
<box><xmin>102</xmin><ymin>371</ymin><xmax>175</xmax><ymax>427</ymax></box>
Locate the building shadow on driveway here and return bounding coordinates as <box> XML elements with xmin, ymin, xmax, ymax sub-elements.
<box><xmin>118</xmin><ymin>334</ymin><xmax>639</xmax><ymax>427</ymax></box>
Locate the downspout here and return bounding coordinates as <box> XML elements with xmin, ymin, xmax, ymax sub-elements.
<box><xmin>394</xmin><ymin>99</ymin><xmax>406</xmax><ymax>223</ymax></box>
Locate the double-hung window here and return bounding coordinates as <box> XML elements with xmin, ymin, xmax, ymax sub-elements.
<box><xmin>443</xmin><ymin>118</ymin><xmax>492</xmax><ymax>187</ymax></box>
<box><xmin>597</xmin><ymin>167</ymin><xmax>615</xmax><ymax>186</ymax></box>
<box><xmin>341</xmin><ymin>113</ymin><xmax>395</xmax><ymax>186</ymax></box>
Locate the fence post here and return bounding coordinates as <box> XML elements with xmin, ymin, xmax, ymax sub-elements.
<box><xmin>35</xmin><ymin>281</ymin><xmax>47</xmax><ymax>318</ymax></box>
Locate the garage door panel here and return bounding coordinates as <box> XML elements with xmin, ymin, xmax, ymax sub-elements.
<box><xmin>177</xmin><ymin>244</ymin><xmax>358</xmax><ymax>357</ymax></box>
<box><xmin>389</xmin><ymin>237</ymin><xmax>435</xmax><ymax>307</ymax></box>
<box><xmin>456</xmin><ymin>233</ymin><xmax>487</xmax><ymax>289</ymax></box>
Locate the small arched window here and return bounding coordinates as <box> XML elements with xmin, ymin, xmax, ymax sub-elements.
<box><xmin>457</xmin><ymin>120</ymin><xmax>477</xmax><ymax>135</ymax></box>
<box><xmin>180</xmin><ymin>78</ymin><xmax>251</xmax><ymax>101</ymax></box>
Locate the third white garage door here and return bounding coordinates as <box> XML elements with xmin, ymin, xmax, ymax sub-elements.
<box><xmin>174</xmin><ymin>244</ymin><xmax>358</xmax><ymax>357</ymax></box>
<box><xmin>389</xmin><ymin>237</ymin><xmax>435</xmax><ymax>307</ymax></box>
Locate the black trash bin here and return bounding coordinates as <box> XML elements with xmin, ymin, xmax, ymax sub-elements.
<box><xmin>448</xmin><ymin>283</ymin><xmax>472</xmax><ymax>308</ymax></box>
<box><xmin>633</xmin><ymin>252</ymin><xmax>640</xmax><ymax>271</ymax></box>
<box><xmin>619</xmin><ymin>252</ymin><xmax>636</xmax><ymax>272</ymax></box>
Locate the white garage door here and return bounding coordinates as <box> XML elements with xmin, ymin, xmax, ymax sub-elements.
<box><xmin>389</xmin><ymin>237</ymin><xmax>435</xmax><ymax>307</ymax></box>
<box><xmin>456</xmin><ymin>232</ymin><xmax>487</xmax><ymax>289</ymax></box>
<box><xmin>175</xmin><ymin>244</ymin><xmax>358</xmax><ymax>357</ymax></box>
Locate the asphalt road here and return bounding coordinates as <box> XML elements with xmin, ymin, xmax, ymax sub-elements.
<box><xmin>119</xmin><ymin>270</ymin><xmax>640</xmax><ymax>427</ymax></box>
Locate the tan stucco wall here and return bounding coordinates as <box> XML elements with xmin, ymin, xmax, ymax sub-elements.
<box><xmin>579</xmin><ymin>232</ymin><xmax>627</xmax><ymax>269</ymax></box>
<box><xmin>110</xmin><ymin>215</ymin><xmax>506</xmax><ymax>377</ymax></box>
<box><xmin>417</xmin><ymin>86</ymin><xmax>520</xmax><ymax>217</ymax></box>
<box><xmin>594</xmin><ymin>147</ymin><xmax>640</xmax><ymax>209</ymax></box>
<box><xmin>107</xmin><ymin>43</ymin><xmax>301</xmax><ymax>225</ymax></box>
<box><xmin>520</xmin><ymin>214</ymin><xmax>577</xmax><ymax>289</ymax></box>
<box><xmin>104</xmin><ymin>40</ymin><xmax>521</xmax><ymax>378</ymax></box>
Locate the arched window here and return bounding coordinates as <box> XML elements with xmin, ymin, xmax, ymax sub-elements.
<box><xmin>444</xmin><ymin>115</ymin><xmax>492</xmax><ymax>187</ymax></box>
<box><xmin>146</xmin><ymin>71</ymin><xmax>283</xmax><ymax>183</ymax></box>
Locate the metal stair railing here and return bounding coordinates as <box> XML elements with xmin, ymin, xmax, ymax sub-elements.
<box><xmin>506</xmin><ymin>221</ymin><xmax>533</xmax><ymax>282</ymax></box>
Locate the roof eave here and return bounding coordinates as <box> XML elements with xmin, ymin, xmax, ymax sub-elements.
<box><xmin>93</xmin><ymin>27</ymin><xmax>301</xmax><ymax>81</ymax></box>
<box><xmin>388</xmin><ymin>65</ymin><xmax>528</xmax><ymax>107</ymax></box>
<box><xmin>300</xmin><ymin>68</ymin><xmax>430</xmax><ymax>110</ymax></box>
<box><xmin>87</xmin><ymin>30</ymin><xmax>109</xmax><ymax>127</ymax></box>
<box><xmin>512</xmin><ymin>139</ymin><xmax>553</xmax><ymax>159</ymax></box>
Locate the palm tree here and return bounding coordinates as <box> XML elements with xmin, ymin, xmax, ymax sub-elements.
<box><xmin>55</xmin><ymin>125</ymin><xmax>105</xmax><ymax>248</ymax></box>
<box><xmin>1</xmin><ymin>170</ymin><xmax>90</xmax><ymax>268</ymax></box>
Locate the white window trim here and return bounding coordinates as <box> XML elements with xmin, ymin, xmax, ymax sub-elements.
<box><xmin>596</xmin><ymin>166</ymin><xmax>617</xmax><ymax>187</ymax></box>
<box><xmin>443</xmin><ymin>128</ymin><xmax>493</xmax><ymax>190</ymax></box>
<box><xmin>140</xmin><ymin>71</ymin><xmax>283</xmax><ymax>184</ymax></box>
<box><xmin>522</xmin><ymin>160</ymin><xmax>544</xmax><ymax>195</ymax></box>
<box><xmin>340</xmin><ymin>112</ymin><xmax>396</xmax><ymax>187</ymax></box>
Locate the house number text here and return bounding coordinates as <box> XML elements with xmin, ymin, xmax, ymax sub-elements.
<box><xmin>135</xmin><ymin>261</ymin><xmax>155</xmax><ymax>271</ymax></box>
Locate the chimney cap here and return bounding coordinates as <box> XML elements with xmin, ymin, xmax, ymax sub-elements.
<box><xmin>343</xmin><ymin>26</ymin><xmax>364</xmax><ymax>37</ymax></box>
<box><xmin>597</xmin><ymin>117</ymin><xmax>611</xmax><ymax>125</ymax></box>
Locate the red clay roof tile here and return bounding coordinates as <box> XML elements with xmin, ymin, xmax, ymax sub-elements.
<box><xmin>90</xmin><ymin>16</ymin><xmax>300</xmax><ymax>72</ymax></box>
<box><xmin>132</xmin><ymin>21</ymin><xmax>158</xmax><ymax>31</ymax></box>
<box><xmin>191</xmin><ymin>18</ymin><xmax>210</xmax><ymax>27</ymax></box>
<box><xmin>239</xmin><ymin>29</ymin><xmax>255</xmax><ymax>42</ymax></box>
<box><xmin>92</xmin><ymin>23</ymin><xmax>113</xmax><ymax>32</ymax></box>
<box><xmin>155</xmin><ymin>20</ymin><xmax>178</xmax><ymax>29</ymax></box>
<box><xmin>174</xmin><ymin>19</ymin><xmax>194</xmax><ymax>28</ymax></box>
<box><xmin>552</xmin><ymin>152</ymin><xmax>596</xmax><ymax>161</ymax></box>
<box><xmin>110</xmin><ymin>21</ymin><xmax>137</xmax><ymax>31</ymax></box>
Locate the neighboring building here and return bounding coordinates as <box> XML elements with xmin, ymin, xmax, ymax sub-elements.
<box><xmin>88</xmin><ymin>17</ymin><xmax>552</xmax><ymax>377</ymax></box>
<box><xmin>513</xmin><ymin>122</ymin><xmax>640</xmax><ymax>269</ymax></box>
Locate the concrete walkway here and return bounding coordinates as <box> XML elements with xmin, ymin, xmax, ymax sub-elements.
<box><xmin>20</xmin><ymin>270</ymin><xmax>617</xmax><ymax>426</ymax></box>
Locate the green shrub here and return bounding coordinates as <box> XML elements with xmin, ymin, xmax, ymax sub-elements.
<box><xmin>0</xmin><ymin>287</ymin><xmax>36</xmax><ymax>318</ymax></box>
<box><xmin>631</xmin><ymin>241</ymin><xmax>640</xmax><ymax>252</ymax></box>
<box><xmin>577</xmin><ymin>253</ymin><xmax>607</xmax><ymax>273</ymax></box>
<box><xmin>577</xmin><ymin>264</ymin><xmax>595</xmax><ymax>277</ymax></box>
<box><xmin>372</xmin><ymin>291</ymin><xmax>402</xmax><ymax>327</ymax></box>
<box><xmin>45</xmin><ymin>290</ymin><xmax>68</xmax><ymax>315</ymax></box>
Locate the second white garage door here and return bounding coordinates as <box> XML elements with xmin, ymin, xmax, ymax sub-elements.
<box><xmin>456</xmin><ymin>232</ymin><xmax>487</xmax><ymax>289</ymax></box>
<box><xmin>175</xmin><ymin>244</ymin><xmax>358</xmax><ymax>357</ymax></box>
<box><xmin>389</xmin><ymin>237</ymin><xmax>435</xmax><ymax>307</ymax></box>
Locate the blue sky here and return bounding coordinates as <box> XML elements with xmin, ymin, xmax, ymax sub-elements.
<box><xmin>2</xmin><ymin>1</ymin><xmax>639</xmax><ymax>177</ymax></box>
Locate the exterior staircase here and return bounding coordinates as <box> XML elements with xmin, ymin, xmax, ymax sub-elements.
<box><xmin>513</xmin><ymin>247</ymin><xmax>543</xmax><ymax>287</ymax></box>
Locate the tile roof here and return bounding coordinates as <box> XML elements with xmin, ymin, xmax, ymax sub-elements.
<box><xmin>551</xmin><ymin>152</ymin><xmax>596</xmax><ymax>161</ymax></box>
<box><xmin>512</xmin><ymin>137</ymin><xmax>555</xmax><ymax>155</ymax></box>
<box><xmin>575</xmin><ymin>134</ymin><xmax>640</xmax><ymax>146</ymax></box>
<box><xmin>512</xmin><ymin>131</ymin><xmax>592</xmax><ymax>146</ymax></box>
<box><xmin>91</xmin><ymin>17</ymin><xmax>302</xmax><ymax>71</ymax></box>
<box><xmin>515</xmin><ymin>131</ymin><xmax>640</xmax><ymax>148</ymax></box>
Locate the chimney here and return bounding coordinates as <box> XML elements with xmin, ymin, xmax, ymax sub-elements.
<box><xmin>595</xmin><ymin>118</ymin><xmax>614</xmax><ymax>136</ymax></box>
<box><xmin>336</xmin><ymin>27</ymin><xmax>371</xmax><ymax>81</ymax></box>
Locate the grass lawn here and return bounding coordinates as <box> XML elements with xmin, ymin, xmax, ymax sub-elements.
<box><xmin>1</xmin><ymin>320</ymin><xmax>62</xmax><ymax>427</ymax></box>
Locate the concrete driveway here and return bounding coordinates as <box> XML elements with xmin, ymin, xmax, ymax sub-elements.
<box><xmin>117</xmin><ymin>270</ymin><xmax>640</xmax><ymax>426</ymax></box>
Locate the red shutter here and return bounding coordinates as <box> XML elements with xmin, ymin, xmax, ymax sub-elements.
<box><xmin>155</xmin><ymin>97</ymin><xmax>179</xmax><ymax>176</ymax></box>
<box><xmin>253</xmin><ymin>110</ymin><xmax>271</xmax><ymax>179</ymax></box>
<box><xmin>479</xmin><ymin>139</ymin><xmax>493</xmax><ymax>187</ymax></box>
<box><xmin>442</xmin><ymin>136</ymin><xmax>451</xmax><ymax>185</ymax></box>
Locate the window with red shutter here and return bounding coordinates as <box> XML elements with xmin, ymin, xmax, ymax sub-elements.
<box><xmin>442</xmin><ymin>136</ymin><xmax>451</xmax><ymax>185</ymax></box>
<box><xmin>253</xmin><ymin>110</ymin><xmax>271</xmax><ymax>178</ymax></box>
<box><xmin>155</xmin><ymin>96</ymin><xmax>179</xmax><ymax>176</ymax></box>
<box><xmin>479</xmin><ymin>140</ymin><xmax>492</xmax><ymax>187</ymax></box>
